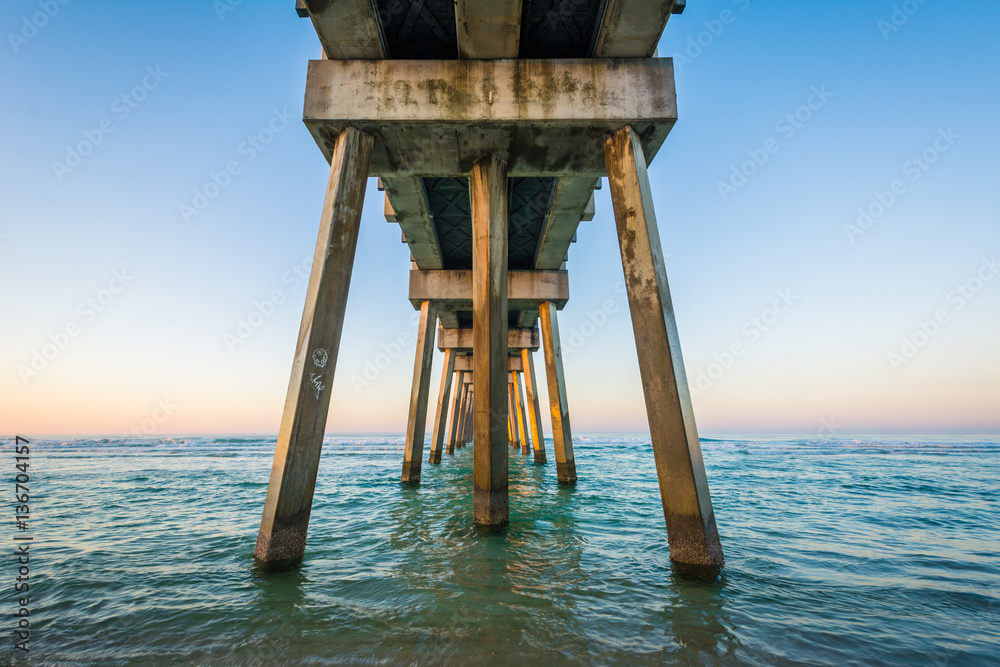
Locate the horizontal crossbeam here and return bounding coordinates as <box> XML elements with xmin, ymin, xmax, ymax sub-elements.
<box><xmin>304</xmin><ymin>58</ymin><xmax>676</xmax><ymax>177</ymax></box>
<box><xmin>409</xmin><ymin>270</ymin><xmax>568</xmax><ymax>310</ymax></box>
<box><xmin>438</xmin><ymin>326</ymin><xmax>539</xmax><ymax>351</ymax></box>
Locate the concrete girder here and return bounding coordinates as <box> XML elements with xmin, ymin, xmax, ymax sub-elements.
<box><xmin>409</xmin><ymin>270</ymin><xmax>569</xmax><ymax>311</ymax></box>
<box><xmin>437</xmin><ymin>325</ymin><xmax>539</xmax><ymax>351</ymax></box>
<box><xmin>304</xmin><ymin>58</ymin><xmax>677</xmax><ymax>177</ymax></box>
<box><xmin>456</xmin><ymin>0</ymin><xmax>522</xmax><ymax>59</ymax></box>
<box><xmin>533</xmin><ymin>176</ymin><xmax>600</xmax><ymax>270</ymax></box>
<box><xmin>592</xmin><ymin>0</ymin><xmax>683</xmax><ymax>58</ymax></box>
<box><xmin>300</xmin><ymin>0</ymin><xmax>386</xmax><ymax>60</ymax></box>
<box><xmin>381</xmin><ymin>176</ymin><xmax>444</xmax><ymax>269</ymax></box>
<box><xmin>453</xmin><ymin>354</ymin><xmax>523</xmax><ymax>372</ymax></box>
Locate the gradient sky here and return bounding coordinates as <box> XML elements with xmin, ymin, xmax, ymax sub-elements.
<box><xmin>2</xmin><ymin>0</ymin><xmax>998</xmax><ymax>436</ymax></box>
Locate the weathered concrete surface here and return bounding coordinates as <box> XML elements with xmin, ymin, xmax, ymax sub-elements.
<box><xmin>447</xmin><ymin>369</ymin><xmax>467</xmax><ymax>455</ymax></box>
<box><xmin>301</xmin><ymin>0</ymin><xmax>385</xmax><ymax>60</ymax></box>
<box><xmin>456</xmin><ymin>0</ymin><xmax>521</xmax><ymax>59</ymax></box>
<box><xmin>507</xmin><ymin>378</ymin><xmax>519</xmax><ymax>449</ymax></box>
<box><xmin>381</xmin><ymin>176</ymin><xmax>443</xmax><ymax>269</ymax></box>
<box><xmin>304</xmin><ymin>58</ymin><xmax>677</xmax><ymax>177</ymax></box>
<box><xmin>255</xmin><ymin>127</ymin><xmax>373</xmax><ymax>564</ymax></box>
<box><xmin>513</xmin><ymin>371</ymin><xmax>530</xmax><ymax>454</ymax></box>
<box><xmin>438</xmin><ymin>325</ymin><xmax>539</xmax><ymax>351</ymax></box>
<box><xmin>429</xmin><ymin>348</ymin><xmax>456</xmax><ymax>464</ymax></box>
<box><xmin>471</xmin><ymin>154</ymin><xmax>509</xmax><ymax>526</ymax></box>
<box><xmin>521</xmin><ymin>349</ymin><xmax>547</xmax><ymax>463</ymax></box>
<box><xmin>604</xmin><ymin>125</ymin><xmax>724</xmax><ymax>567</ymax></box>
<box><xmin>401</xmin><ymin>300</ymin><xmax>438</xmax><ymax>483</ymax></box>
<box><xmin>540</xmin><ymin>301</ymin><xmax>577</xmax><ymax>484</ymax></box>
<box><xmin>534</xmin><ymin>177</ymin><xmax>601</xmax><ymax>270</ymax></box>
<box><xmin>454</xmin><ymin>355</ymin><xmax>523</xmax><ymax>372</ymax></box>
<box><xmin>455</xmin><ymin>381</ymin><xmax>471</xmax><ymax>450</ymax></box>
<box><xmin>409</xmin><ymin>270</ymin><xmax>569</xmax><ymax>311</ymax></box>
<box><xmin>592</xmin><ymin>0</ymin><xmax>682</xmax><ymax>58</ymax></box>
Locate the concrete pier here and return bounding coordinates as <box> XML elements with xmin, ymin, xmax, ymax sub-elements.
<box><xmin>259</xmin><ymin>0</ymin><xmax>723</xmax><ymax>567</ymax></box>
<box><xmin>255</xmin><ymin>126</ymin><xmax>373</xmax><ymax>565</ymax></box>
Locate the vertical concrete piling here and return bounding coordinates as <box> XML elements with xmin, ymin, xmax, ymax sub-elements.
<box><xmin>604</xmin><ymin>125</ymin><xmax>724</xmax><ymax>566</ymax></box>
<box><xmin>401</xmin><ymin>300</ymin><xmax>438</xmax><ymax>484</ymax></box>
<box><xmin>447</xmin><ymin>369</ymin><xmax>467</xmax><ymax>455</ymax></box>
<box><xmin>255</xmin><ymin>126</ymin><xmax>373</xmax><ymax>565</ymax></box>
<box><xmin>429</xmin><ymin>348</ymin><xmax>456</xmax><ymax>464</ymax></box>
<box><xmin>471</xmin><ymin>154</ymin><xmax>509</xmax><ymax>526</ymax></box>
<box><xmin>521</xmin><ymin>349</ymin><xmax>547</xmax><ymax>464</ymax></box>
<box><xmin>540</xmin><ymin>301</ymin><xmax>577</xmax><ymax>484</ymax></box>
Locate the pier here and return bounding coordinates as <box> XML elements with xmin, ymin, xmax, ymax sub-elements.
<box><xmin>256</xmin><ymin>0</ymin><xmax>723</xmax><ymax>568</ymax></box>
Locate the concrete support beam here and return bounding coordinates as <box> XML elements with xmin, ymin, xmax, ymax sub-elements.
<box><xmin>508</xmin><ymin>379</ymin><xmax>518</xmax><ymax>449</ymax></box>
<box><xmin>255</xmin><ymin>127</ymin><xmax>373</xmax><ymax>565</ymax></box>
<box><xmin>429</xmin><ymin>348</ymin><xmax>456</xmax><ymax>464</ymax></box>
<box><xmin>592</xmin><ymin>0</ymin><xmax>681</xmax><ymax>58</ymax></box>
<box><xmin>604</xmin><ymin>125</ymin><xmax>724</xmax><ymax>566</ymax></box>
<box><xmin>533</xmin><ymin>177</ymin><xmax>600</xmax><ymax>270</ymax></box>
<box><xmin>521</xmin><ymin>349</ymin><xmax>546</xmax><ymax>463</ymax></box>
<box><xmin>462</xmin><ymin>388</ymin><xmax>474</xmax><ymax>447</ymax></box>
<box><xmin>455</xmin><ymin>381</ymin><xmax>470</xmax><ymax>450</ymax></box>
<box><xmin>453</xmin><ymin>355</ymin><xmax>522</xmax><ymax>373</ymax></box>
<box><xmin>302</xmin><ymin>0</ymin><xmax>385</xmax><ymax>60</ymax></box>
<box><xmin>447</xmin><ymin>370</ymin><xmax>467</xmax><ymax>455</ymax></box>
<box><xmin>438</xmin><ymin>325</ymin><xmax>539</xmax><ymax>351</ymax></box>
<box><xmin>456</xmin><ymin>0</ymin><xmax>521</xmax><ymax>59</ymax></box>
<box><xmin>410</xmin><ymin>270</ymin><xmax>568</xmax><ymax>311</ymax></box>
<box><xmin>401</xmin><ymin>300</ymin><xmax>438</xmax><ymax>483</ymax></box>
<box><xmin>471</xmin><ymin>154</ymin><xmax>509</xmax><ymax>526</ymax></box>
<box><xmin>513</xmin><ymin>371</ymin><xmax>530</xmax><ymax>454</ymax></box>
<box><xmin>304</xmin><ymin>58</ymin><xmax>677</xmax><ymax>177</ymax></box>
<box><xmin>382</xmin><ymin>176</ymin><xmax>444</xmax><ymax>269</ymax></box>
<box><xmin>539</xmin><ymin>301</ymin><xmax>577</xmax><ymax>484</ymax></box>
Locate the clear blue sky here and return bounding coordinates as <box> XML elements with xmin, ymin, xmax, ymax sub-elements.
<box><xmin>2</xmin><ymin>0</ymin><xmax>998</xmax><ymax>436</ymax></box>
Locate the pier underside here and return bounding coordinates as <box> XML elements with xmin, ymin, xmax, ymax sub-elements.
<box><xmin>257</xmin><ymin>0</ymin><xmax>723</xmax><ymax>569</ymax></box>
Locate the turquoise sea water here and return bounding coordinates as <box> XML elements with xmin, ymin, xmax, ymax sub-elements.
<box><xmin>8</xmin><ymin>435</ymin><xmax>1000</xmax><ymax>665</ymax></box>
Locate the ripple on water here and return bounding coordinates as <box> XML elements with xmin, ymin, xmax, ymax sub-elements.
<box><xmin>21</xmin><ymin>435</ymin><xmax>1000</xmax><ymax>665</ymax></box>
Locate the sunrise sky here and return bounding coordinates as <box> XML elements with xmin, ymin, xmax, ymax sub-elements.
<box><xmin>2</xmin><ymin>0</ymin><xmax>998</xmax><ymax>436</ymax></box>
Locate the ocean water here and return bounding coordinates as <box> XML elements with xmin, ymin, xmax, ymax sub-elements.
<box><xmin>10</xmin><ymin>434</ymin><xmax>999</xmax><ymax>665</ymax></box>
